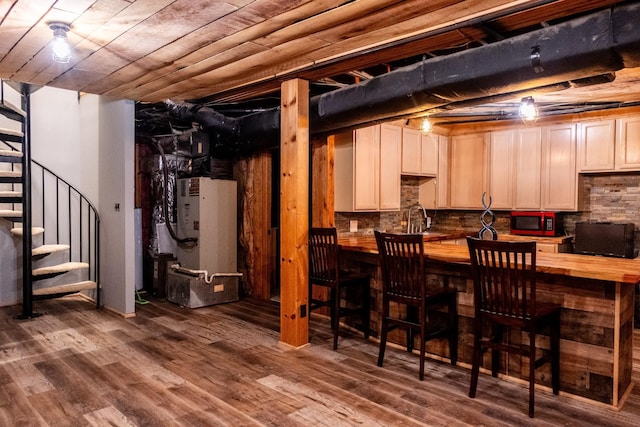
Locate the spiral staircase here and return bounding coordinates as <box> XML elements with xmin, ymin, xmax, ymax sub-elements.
<box><xmin>0</xmin><ymin>80</ymin><xmax>100</xmax><ymax>318</ymax></box>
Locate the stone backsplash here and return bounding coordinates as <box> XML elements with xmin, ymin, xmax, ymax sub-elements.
<box><xmin>336</xmin><ymin>173</ymin><xmax>640</xmax><ymax>252</ymax></box>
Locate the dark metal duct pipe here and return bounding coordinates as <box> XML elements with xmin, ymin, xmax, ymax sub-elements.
<box><xmin>171</xmin><ymin>2</ymin><xmax>640</xmax><ymax>151</ymax></box>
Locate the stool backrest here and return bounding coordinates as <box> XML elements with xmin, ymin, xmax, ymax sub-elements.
<box><xmin>309</xmin><ymin>227</ymin><xmax>340</xmax><ymax>286</ymax></box>
<box><xmin>375</xmin><ymin>231</ymin><xmax>425</xmax><ymax>304</ymax></box>
<box><xmin>467</xmin><ymin>237</ymin><xmax>537</xmax><ymax>319</ymax></box>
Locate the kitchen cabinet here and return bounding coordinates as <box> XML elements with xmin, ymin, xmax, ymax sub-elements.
<box><xmin>379</xmin><ymin>124</ymin><xmax>402</xmax><ymax>210</ymax></box>
<box><xmin>418</xmin><ymin>133</ymin><xmax>448</xmax><ymax>209</ymax></box>
<box><xmin>334</xmin><ymin>124</ymin><xmax>400</xmax><ymax>212</ymax></box>
<box><xmin>420</xmin><ymin>132</ymin><xmax>439</xmax><ymax>175</ymax></box>
<box><xmin>487</xmin><ymin>128</ymin><xmax>542</xmax><ymax>210</ymax></box>
<box><xmin>449</xmin><ymin>132</ymin><xmax>488</xmax><ymax>209</ymax></box>
<box><xmin>615</xmin><ymin>116</ymin><xmax>640</xmax><ymax>170</ymax></box>
<box><xmin>401</xmin><ymin>127</ymin><xmax>421</xmax><ymax>175</ymax></box>
<box><xmin>541</xmin><ymin>123</ymin><xmax>577</xmax><ymax>210</ymax></box>
<box><xmin>514</xmin><ymin>127</ymin><xmax>543</xmax><ymax>209</ymax></box>
<box><xmin>401</xmin><ymin>127</ymin><xmax>439</xmax><ymax>176</ymax></box>
<box><xmin>577</xmin><ymin>119</ymin><xmax>616</xmax><ymax>172</ymax></box>
<box><xmin>487</xmin><ymin>130</ymin><xmax>515</xmax><ymax>209</ymax></box>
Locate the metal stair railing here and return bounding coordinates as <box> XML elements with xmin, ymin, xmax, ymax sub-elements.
<box><xmin>1</xmin><ymin>80</ymin><xmax>100</xmax><ymax>316</ymax></box>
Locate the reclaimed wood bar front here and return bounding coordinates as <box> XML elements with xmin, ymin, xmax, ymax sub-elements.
<box><xmin>338</xmin><ymin>235</ymin><xmax>639</xmax><ymax>409</ymax></box>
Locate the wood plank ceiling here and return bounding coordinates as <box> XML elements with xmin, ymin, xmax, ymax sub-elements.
<box><xmin>1</xmin><ymin>0</ymin><xmax>639</xmax><ymax>124</ymax></box>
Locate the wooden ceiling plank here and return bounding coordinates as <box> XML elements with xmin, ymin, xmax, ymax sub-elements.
<box><xmin>101</xmin><ymin>0</ymin><xmax>347</xmax><ymax>99</ymax></box>
<box><xmin>142</xmin><ymin>0</ymin><xmax>527</xmax><ymax>101</ymax></box>
<box><xmin>27</xmin><ymin>0</ymin><xmax>157</xmax><ymax>86</ymax></box>
<box><xmin>39</xmin><ymin>0</ymin><xmax>176</xmax><ymax>89</ymax></box>
<box><xmin>490</xmin><ymin>0</ymin><xmax>622</xmax><ymax>32</ymax></box>
<box><xmin>251</xmin><ymin>0</ymin><xmax>409</xmax><ymax>47</ymax></box>
<box><xmin>146</xmin><ymin>36</ymin><xmax>330</xmax><ymax>102</ymax></box>
<box><xmin>7</xmin><ymin>5</ymin><xmax>95</xmax><ymax>84</ymax></box>
<box><xmin>0</xmin><ymin>0</ymin><xmax>56</xmax><ymax>61</ymax></box>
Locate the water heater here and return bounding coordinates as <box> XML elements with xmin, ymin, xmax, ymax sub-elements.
<box><xmin>176</xmin><ymin>177</ymin><xmax>237</xmax><ymax>273</ymax></box>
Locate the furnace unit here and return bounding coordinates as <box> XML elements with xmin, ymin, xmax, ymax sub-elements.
<box><xmin>168</xmin><ymin>177</ymin><xmax>240</xmax><ymax>307</ymax></box>
<box><xmin>176</xmin><ymin>177</ymin><xmax>237</xmax><ymax>273</ymax></box>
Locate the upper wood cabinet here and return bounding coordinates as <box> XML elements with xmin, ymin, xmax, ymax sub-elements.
<box><xmin>401</xmin><ymin>127</ymin><xmax>439</xmax><ymax>176</ymax></box>
<box><xmin>419</xmin><ymin>134</ymin><xmax>449</xmax><ymax>209</ymax></box>
<box><xmin>616</xmin><ymin>116</ymin><xmax>640</xmax><ymax>170</ymax></box>
<box><xmin>577</xmin><ymin>119</ymin><xmax>616</xmax><ymax>172</ymax></box>
<box><xmin>487</xmin><ymin>128</ymin><xmax>542</xmax><ymax>210</ymax></box>
<box><xmin>401</xmin><ymin>127</ymin><xmax>421</xmax><ymax>175</ymax></box>
<box><xmin>541</xmin><ymin>123</ymin><xmax>577</xmax><ymax>211</ymax></box>
<box><xmin>379</xmin><ymin>124</ymin><xmax>402</xmax><ymax>210</ymax></box>
<box><xmin>449</xmin><ymin>132</ymin><xmax>488</xmax><ymax>209</ymax></box>
<box><xmin>420</xmin><ymin>132</ymin><xmax>439</xmax><ymax>176</ymax></box>
<box><xmin>334</xmin><ymin>124</ymin><xmax>400</xmax><ymax>212</ymax></box>
<box><xmin>487</xmin><ymin>130</ymin><xmax>515</xmax><ymax>210</ymax></box>
<box><xmin>514</xmin><ymin>127</ymin><xmax>543</xmax><ymax>209</ymax></box>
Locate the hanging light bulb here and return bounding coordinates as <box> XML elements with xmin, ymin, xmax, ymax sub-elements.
<box><xmin>420</xmin><ymin>117</ymin><xmax>432</xmax><ymax>134</ymax></box>
<box><xmin>49</xmin><ymin>22</ymin><xmax>71</xmax><ymax>63</ymax></box>
<box><xmin>519</xmin><ymin>96</ymin><xmax>538</xmax><ymax>123</ymax></box>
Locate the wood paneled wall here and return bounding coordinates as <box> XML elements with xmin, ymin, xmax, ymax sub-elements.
<box><xmin>236</xmin><ymin>153</ymin><xmax>272</xmax><ymax>300</ymax></box>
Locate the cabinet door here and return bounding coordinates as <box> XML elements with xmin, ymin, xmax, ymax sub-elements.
<box><xmin>401</xmin><ymin>127</ymin><xmax>421</xmax><ymax>175</ymax></box>
<box><xmin>541</xmin><ymin>124</ymin><xmax>577</xmax><ymax>211</ymax></box>
<box><xmin>421</xmin><ymin>132</ymin><xmax>439</xmax><ymax>175</ymax></box>
<box><xmin>353</xmin><ymin>126</ymin><xmax>380</xmax><ymax>210</ymax></box>
<box><xmin>436</xmin><ymin>135</ymin><xmax>449</xmax><ymax>208</ymax></box>
<box><xmin>488</xmin><ymin>130</ymin><xmax>515</xmax><ymax>210</ymax></box>
<box><xmin>615</xmin><ymin>116</ymin><xmax>640</xmax><ymax>170</ymax></box>
<box><xmin>514</xmin><ymin>127</ymin><xmax>542</xmax><ymax>209</ymax></box>
<box><xmin>379</xmin><ymin>124</ymin><xmax>401</xmax><ymax>210</ymax></box>
<box><xmin>449</xmin><ymin>133</ymin><xmax>487</xmax><ymax>209</ymax></box>
<box><xmin>578</xmin><ymin>119</ymin><xmax>615</xmax><ymax>172</ymax></box>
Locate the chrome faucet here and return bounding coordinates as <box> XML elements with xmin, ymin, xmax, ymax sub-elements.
<box><xmin>406</xmin><ymin>202</ymin><xmax>427</xmax><ymax>233</ymax></box>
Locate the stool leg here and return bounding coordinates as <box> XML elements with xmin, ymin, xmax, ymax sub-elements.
<box><xmin>448</xmin><ymin>294</ymin><xmax>458</xmax><ymax>365</ymax></box>
<box><xmin>551</xmin><ymin>312</ymin><xmax>560</xmax><ymax>395</ymax></box>
<box><xmin>362</xmin><ymin>280</ymin><xmax>370</xmax><ymax>340</ymax></box>
<box><xmin>529</xmin><ymin>328</ymin><xmax>536</xmax><ymax>418</ymax></box>
<box><xmin>331</xmin><ymin>287</ymin><xmax>339</xmax><ymax>350</ymax></box>
<box><xmin>469</xmin><ymin>317</ymin><xmax>482</xmax><ymax>398</ymax></box>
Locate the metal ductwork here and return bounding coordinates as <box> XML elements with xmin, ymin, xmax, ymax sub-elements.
<box><xmin>170</xmin><ymin>2</ymin><xmax>640</xmax><ymax>152</ymax></box>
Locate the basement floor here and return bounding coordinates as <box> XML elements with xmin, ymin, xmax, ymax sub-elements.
<box><xmin>0</xmin><ymin>296</ymin><xmax>639</xmax><ymax>426</ymax></box>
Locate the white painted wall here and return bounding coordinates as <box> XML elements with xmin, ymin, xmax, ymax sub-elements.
<box><xmin>98</xmin><ymin>97</ymin><xmax>135</xmax><ymax>314</ymax></box>
<box><xmin>0</xmin><ymin>85</ymin><xmax>135</xmax><ymax>315</ymax></box>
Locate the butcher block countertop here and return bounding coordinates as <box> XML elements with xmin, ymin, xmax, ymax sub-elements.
<box><xmin>339</xmin><ymin>234</ymin><xmax>640</xmax><ymax>285</ymax></box>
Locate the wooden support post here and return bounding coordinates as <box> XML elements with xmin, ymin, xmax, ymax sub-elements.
<box><xmin>311</xmin><ymin>135</ymin><xmax>335</xmax><ymax>228</ymax></box>
<box><xmin>310</xmin><ymin>135</ymin><xmax>335</xmax><ymax>313</ymax></box>
<box><xmin>280</xmin><ymin>78</ymin><xmax>309</xmax><ymax>347</ymax></box>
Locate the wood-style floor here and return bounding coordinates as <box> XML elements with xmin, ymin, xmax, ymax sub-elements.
<box><xmin>1</xmin><ymin>295</ymin><xmax>639</xmax><ymax>426</ymax></box>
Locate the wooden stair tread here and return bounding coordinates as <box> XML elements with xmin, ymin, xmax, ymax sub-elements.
<box><xmin>33</xmin><ymin>262</ymin><xmax>89</xmax><ymax>276</ymax></box>
<box><xmin>0</xmin><ymin>99</ymin><xmax>26</xmax><ymax>118</ymax></box>
<box><xmin>33</xmin><ymin>244</ymin><xmax>70</xmax><ymax>257</ymax></box>
<box><xmin>33</xmin><ymin>281</ymin><xmax>97</xmax><ymax>296</ymax></box>
<box><xmin>0</xmin><ymin>209</ymin><xmax>22</xmax><ymax>216</ymax></box>
<box><xmin>0</xmin><ymin>170</ymin><xmax>21</xmax><ymax>177</ymax></box>
<box><xmin>0</xmin><ymin>191</ymin><xmax>22</xmax><ymax>197</ymax></box>
<box><xmin>0</xmin><ymin>127</ymin><xmax>24</xmax><ymax>139</ymax></box>
<box><xmin>0</xmin><ymin>149</ymin><xmax>22</xmax><ymax>158</ymax></box>
<box><xmin>11</xmin><ymin>227</ymin><xmax>45</xmax><ymax>237</ymax></box>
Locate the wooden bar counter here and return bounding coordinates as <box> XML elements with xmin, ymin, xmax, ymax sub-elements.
<box><xmin>338</xmin><ymin>234</ymin><xmax>639</xmax><ymax>409</ymax></box>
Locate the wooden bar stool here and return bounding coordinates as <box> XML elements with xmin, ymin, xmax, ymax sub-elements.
<box><xmin>466</xmin><ymin>237</ymin><xmax>561</xmax><ymax>418</ymax></box>
<box><xmin>309</xmin><ymin>227</ymin><xmax>370</xmax><ymax>350</ymax></box>
<box><xmin>375</xmin><ymin>231</ymin><xmax>458</xmax><ymax>381</ymax></box>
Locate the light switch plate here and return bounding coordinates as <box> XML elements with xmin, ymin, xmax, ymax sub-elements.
<box><xmin>349</xmin><ymin>220</ymin><xmax>358</xmax><ymax>232</ymax></box>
